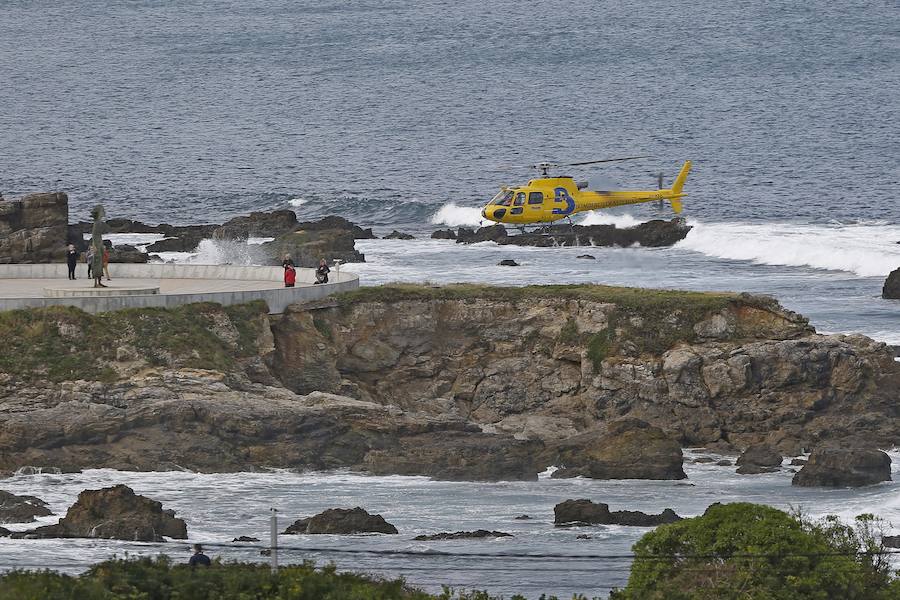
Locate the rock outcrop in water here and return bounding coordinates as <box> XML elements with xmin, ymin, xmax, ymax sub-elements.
<box><xmin>791</xmin><ymin>447</ymin><xmax>892</xmax><ymax>487</ymax></box>
<box><xmin>553</xmin><ymin>499</ymin><xmax>681</xmax><ymax>526</ymax></box>
<box><xmin>0</xmin><ymin>192</ymin><xmax>70</xmax><ymax>263</ymax></box>
<box><xmin>413</xmin><ymin>530</ymin><xmax>512</xmax><ymax>540</ymax></box>
<box><xmin>0</xmin><ymin>490</ymin><xmax>52</xmax><ymax>523</ymax></box>
<box><xmin>735</xmin><ymin>443</ymin><xmax>782</xmax><ymax>474</ymax></box>
<box><xmin>13</xmin><ymin>484</ymin><xmax>186</xmax><ymax>541</ymax></box>
<box><xmin>884</xmin><ymin>268</ymin><xmax>900</xmax><ymax>299</ymax></box>
<box><xmin>283</xmin><ymin>507</ymin><xmax>398</xmax><ymax>534</ymax></box>
<box><xmin>0</xmin><ymin>284</ymin><xmax>897</xmax><ymax>480</ymax></box>
<box><xmin>455</xmin><ymin>219</ymin><xmax>691</xmax><ymax>247</ymax></box>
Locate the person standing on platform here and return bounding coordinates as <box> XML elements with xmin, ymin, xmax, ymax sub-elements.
<box><xmin>102</xmin><ymin>244</ymin><xmax>111</xmax><ymax>280</ymax></box>
<box><xmin>65</xmin><ymin>244</ymin><xmax>79</xmax><ymax>280</ymax></box>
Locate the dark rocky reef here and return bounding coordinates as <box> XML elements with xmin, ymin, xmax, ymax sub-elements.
<box><xmin>384</xmin><ymin>230</ymin><xmax>414</xmax><ymax>240</ymax></box>
<box><xmin>413</xmin><ymin>530</ymin><xmax>512</xmax><ymax>541</ymax></box>
<box><xmin>0</xmin><ymin>490</ymin><xmax>52</xmax><ymax>523</ymax></box>
<box><xmin>554</xmin><ymin>499</ymin><xmax>681</xmax><ymax>526</ymax></box>
<box><xmin>884</xmin><ymin>268</ymin><xmax>900</xmax><ymax>299</ymax></box>
<box><xmin>283</xmin><ymin>507</ymin><xmax>397</xmax><ymax>535</ymax></box>
<box><xmin>792</xmin><ymin>447</ymin><xmax>892</xmax><ymax>487</ymax></box>
<box><xmin>456</xmin><ymin>218</ymin><xmax>691</xmax><ymax>248</ymax></box>
<box><xmin>12</xmin><ymin>484</ymin><xmax>186</xmax><ymax>542</ymax></box>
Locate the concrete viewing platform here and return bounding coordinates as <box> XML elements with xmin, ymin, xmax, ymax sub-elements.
<box><xmin>0</xmin><ymin>263</ymin><xmax>359</xmax><ymax>314</ymax></box>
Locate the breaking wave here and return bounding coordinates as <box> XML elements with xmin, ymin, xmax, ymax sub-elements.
<box><xmin>678</xmin><ymin>220</ymin><xmax>900</xmax><ymax>277</ymax></box>
<box><xmin>429</xmin><ymin>202</ymin><xmax>485</xmax><ymax>227</ymax></box>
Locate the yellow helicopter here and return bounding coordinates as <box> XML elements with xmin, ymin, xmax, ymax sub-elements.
<box><xmin>481</xmin><ymin>157</ymin><xmax>692</xmax><ymax>226</ymax></box>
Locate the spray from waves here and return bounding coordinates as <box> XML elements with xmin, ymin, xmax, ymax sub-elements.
<box><xmin>429</xmin><ymin>202</ymin><xmax>485</xmax><ymax>227</ymax></box>
<box><xmin>288</xmin><ymin>197</ymin><xmax>308</xmax><ymax>207</ymax></box>
<box><xmin>162</xmin><ymin>239</ymin><xmax>268</xmax><ymax>266</ymax></box>
<box><xmin>577</xmin><ymin>212</ymin><xmax>644</xmax><ymax>228</ymax></box>
<box><xmin>678</xmin><ymin>220</ymin><xmax>900</xmax><ymax>277</ymax></box>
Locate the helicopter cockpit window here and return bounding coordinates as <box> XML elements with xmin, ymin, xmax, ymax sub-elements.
<box><xmin>491</xmin><ymin>190</ymin><xmax>514</xmax><ymax>206</ymax></box>
<box><xmin>514</xmin><ymin>192</ymin><xmax>526</xmax><ymax>206</ymax></box>
<box><xmin>528</xmin><ymin>192</ymin><xmax>543</xmax><ymax>205</ymax></box>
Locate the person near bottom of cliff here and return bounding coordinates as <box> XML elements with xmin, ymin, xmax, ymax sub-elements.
<box><xmin>188</xmin><ymin>543</ymin><xmax>211</xmax><ymax>569</ymax></box>
<box><xmin>315</xmin><ymin>258</ymin><xmax>330</xmax><ymax>284</ymax></box>
<box><xmin>284</xmin><ymin>264</ymin><xmax>296</xmax><ymax>288</ymax></box>
<box><xmin>65</xmin><ymin>244</ymin><xmax>79</xmax><ymax>280</ymax></box>
<box><xmin>102</xmin><ymin>245</ymin><xmax>111</xmax><ymax>280</ymax></box>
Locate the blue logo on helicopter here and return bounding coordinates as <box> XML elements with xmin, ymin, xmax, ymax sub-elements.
<box><xmin>551</xmin><ymin>187</ymin><xmax>575</xmax><ymax>215</ymax></box>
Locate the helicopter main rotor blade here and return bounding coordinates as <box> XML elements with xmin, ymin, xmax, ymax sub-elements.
<box><xmin>561</xmin><ymin>156</ymin><xmax>650</xmax><ymax>167</ymax></box>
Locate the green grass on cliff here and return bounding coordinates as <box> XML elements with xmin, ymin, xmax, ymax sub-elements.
<box><xmin>338</xmin><ymin>284</ymin><xmax>779</xmax><ymax>361</ymax></box>
<box><xmin>0</xmin><ymin>557</ymin><xmax>581</xmax><ymax>600</ymax></box>
<box><xmin>0</xmin><ymin>301</ymin><xmax>269</xmax><ymax>382</ymax></box>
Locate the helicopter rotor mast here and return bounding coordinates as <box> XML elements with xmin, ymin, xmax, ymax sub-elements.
<box><xmin>531</xmin><ymin>156</ymin><xmax>650</xmax><ymax>178</ymax></box>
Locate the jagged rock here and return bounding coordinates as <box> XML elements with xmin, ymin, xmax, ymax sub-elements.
<box><xmin>884</xmin><ymin>268</ymin><xmax>900</xmax><ymax>299</ymax></box>
<box><xmin>283</xmin><ymin>507</ymin><xmax>397</xmax><ymax>535</ymax></box>
<box><xmin>213</xmin><ymin>210</ymin><xmax>299</xmax><ymax>240</ymax></box>
<box><xmin>576</xmin><ymin>534</ymin><xmax>592</xmax><ymax>539</ymax></box>
<box><xmin>693</xmin><ymin>456</ymin><xmax>716</xmax><ymax>463</ymax></box>
<box><xmin>385</xmin><ymin>230</ymin><xmax>414</xmax><ymax>240</ymax></box>
<box><xmin>790</xmin><ymin>458</ymin><xmax>808</xmax><ymax>466</ymax></box>
<box><xmin>263</xmin><ymin>226</ymin><xmax>364</xmax><ymax>267</ymax></box>
<box><xmin>13</xmin><ymin>484</ymin><xmax>186</xmax><ymax>541</ymax></box>
<box><xmin>0</xmin><ymin>526</ymin><xmax>9</xmax><ymax>537</ymax></box>
<box><xmin>576</xmin><ymin>254</ymin><xmax>596</xmax><ymax>260</ymax></box>
<box><xmin>715</xmin><ymin>460</ymin><xmax>733</xmax><ymax>466</ymax></box>
<box><xmin>146</xmin><ymin>235</ymin><xmax>205</xmax><ymax>253</ymax></box>
<box><xmin>109</xmin><ymin>244</ymin><xmax>149</xmax><ymax>264</ymax></box>
<box><xmin>431</xmin><ymin>229</ymin><xmax>457</xmax><ymax>240</ymax></box>
<box><xmin>551</xmin><ymin>419</ymin><xmax>686</xmax><ymax>480</ymax></box>
<box><xmin>413</xmin><ymin>530</ymin><xmax>512</xmax><ymax>541</ymax></box>
<box><xmin>792</xmin><ymin>447</ymin><xmax>892</xmax><ymax>487</ymax></box>
<box><xmin>0</xmin><ymin>192</ymin><xmax>69</xmax><ymax>263</ymax></box>
<box><xmin>514</xmin><ymin>515</ymin><xmax>532</xmax><ymax>520</ymax></box>
<box><xmin>296</xmin><ymin>216</ymin><xmax>376</xmax><ymax>239</ymax></box>
<box><xmin>456</xmin><ymin>224</ymin><xmax>508</xmax><ymax>244</ymax></box>
<box><xmin>735</xmin><ymin>443</ymin><xmax>782</xmax><ymax>474</ymax></box>
<box><xmin>233</xmin><ymin>536</ymin><xmax>260</xmax><ymax>542</ymax></box>
<box><xmin>553</xmin><ymin>499</ymin><xmax>681</xmax><ymax>526</ymax></box>
<box><xmin>498</xmin><ymin>259</ymin><xmax>519</xmax><ymax>266</ymax></box>
<box><xmin>0</xmin><ymin>490</ymin><xmax>52</xmax><ymax>523</ymax></box>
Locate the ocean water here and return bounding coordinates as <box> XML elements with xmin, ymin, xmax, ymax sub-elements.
<box><xmin>1</xmin><ymin>453</ymin><xmax>898</xmax><ymax>599</ymax></box>
<box><xmin>2</xmin><ymin>1</ymin><xmax>900</xmax><ymax>596</ymax></box>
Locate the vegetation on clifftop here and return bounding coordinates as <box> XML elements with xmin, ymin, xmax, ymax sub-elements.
<box><xmin>0</xmin><ymin>301</ymin><xmax>269</xmax><ymax>382</ymax></box>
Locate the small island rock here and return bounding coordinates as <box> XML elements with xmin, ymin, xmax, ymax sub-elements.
<box><xmin>792</xmin><ymin>447</ymin><xmax>892</xmax><ymax>487</ymax></box>
<box><xmin>882</xmin><ymin>268</ymin><xmax>900</xmax><ymax>299</ymax></box>
<box><xmin>554</xmin><ymin>499</ymin><xmax>681</xmax><ymax>527</ymax></box>
<box><xmin>0</xmin><ymin>490</ymin><xmax>52</xmax><ymax>523</ymax></box>
<box><xmin>283</xmin><ymin>507</ymin><xmax>398</xmax><ymax>535</ymax></box>
<box><xmin>413</xmin><ymin>530</ymin><xmax>512</xmax><ymax>541</ymax></box>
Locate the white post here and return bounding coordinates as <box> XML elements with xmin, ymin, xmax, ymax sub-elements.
<box><xmin>270</xmin><ymin>508</ymin><xmax>278</xmax><ymax>573</ymax></box>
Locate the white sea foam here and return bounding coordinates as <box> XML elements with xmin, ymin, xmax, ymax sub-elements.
<box><xmin>288</xmin><ymin>197</ymin><xmax>307</xmax><ymax>207</ymax></box>
<box><xmin>429</xmin><ymin>202</ymin><xmax>484</xmax><ymax>227</ymax></box>
<box><xmin>577</xmin><ymin>212</ymin><xmax>644</xmax><ymax>228</ymax></box>
<box><xmin>678</xmin><ymin>220</ymin><xmax>900</xmax><ymax>277</ymax></box>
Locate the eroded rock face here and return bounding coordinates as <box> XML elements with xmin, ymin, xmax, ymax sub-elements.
<box><xmin>792</xmin><ymin>448</ymin><xmax>892</xmax><ymax>487</ymax></box>
<box><xmin>284</xmin><ymin>507</ymin><xmax>397</xmax><ymax>534</ymax></box>
<box><xmin>213</xmin><ymin>210</ymin><xmax>299</xmax><ymax>240</ymax></box>
<box><xmin>456</xmin><ymin>219</ymin><xmax>691</xmax><ymax>248</ymax></box>
<box><xmin>550</xmin><ymin>419</ymin><xmax>686</xmax><ymax>480</ymax></box>
<box><xmin>0</xmin><ymin>491</ymin><xmax>52</xmax><ymax>523</ymax></box>
<box><xmin>263</xmin><ymin>228</ymin><xmax>364</xmax><ymax>267</ymax></box>
<box><xmin>0</xmin><ymin>192</ymin><xmax>69</xmax><ymax>263</ymax></box>
<box><xmin>553</xmin><ymin>499</ymin><xmax>681</xmax><ymax>526</ymax></box>
<box><xmin>14</xmin><ymin>484</ymin><xmax>186</xmax><ymax>541</ymax></box>
<box><xmin>884</xmin><ymin>268</ymin><xmax>900</xmax><ymax>299</ymax></box>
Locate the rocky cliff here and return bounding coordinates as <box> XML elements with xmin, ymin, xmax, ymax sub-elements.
<box><xmin>0</xmin><ymin>192</ymin><xmax>69</xmax><ymax>263</ymax></box>
<box><xmin>0</xmin><ymin>284</ymin><xmax>897</xmax><ymax>479</ymax></box>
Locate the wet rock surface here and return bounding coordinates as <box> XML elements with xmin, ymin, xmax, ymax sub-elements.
<box><xmin>554</xmin><ymin>499</ymin><xmax>682</xmax><ymax>526</ymax></box>
<box><xmin>12</xmin><ymin>484</ymin><xmax>186</xmax><ymax>541</ymax></box>
<box><xmin>213</xmin><ymin>210</ymin><xmax>299</xmax><ymax>240</ymax></box>
<box><xmin>413</xmin><ymin>530</ymin><xmax>512</xmax><ymax>541</ymax></box>
<box><xmin>456</xmin><ymin>219</ymin><xmax>691</xmax><ymax>248</ymax></box>
<box><xmin>884</xmin><ymin>268</ymin><xmax>900</xmax><ymax>299</ymax></box>
<box><xmin>283</xmin><ymin>507</ymin><xmax>398</xmax><ymax>535</ymax></box>
<box><xmin>0</xmin><ymin>490</ymin><xmax>52</xmax><ymax>523</ymax></box>
<box><xmin>792</xmin><ymin>447</ymin><xmax>892</xmax><ymax>487</ymax></box>
<box><xmin>431</xmin><ymin>229</ymin><xmax>457</xmax><ymax>240</ymax></box>
<box><xmin>385</xmin><ymin>230</ymin><xmax>414</xmax><ymax>240</ymax></box>
<box><xmin>736</xmin><ymin>443</ymin><xmax>782</xmax><ymax>474</ymax></box>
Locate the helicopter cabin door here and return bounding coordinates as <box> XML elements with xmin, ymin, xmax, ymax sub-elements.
<box><xmin>527</xmin><ymin>191</ymin><xmax>544</xmax><ymax>219</ymax></box>
<box><xmin>509</xmin><ymin>192</ymin><xmax>527</xmax><ymax>216</ymax></box>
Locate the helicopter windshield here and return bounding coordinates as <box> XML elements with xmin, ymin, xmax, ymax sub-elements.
<box><xmin>490</xmin><ymin>190</ymin><xmax>514</xmax><ymax>206</ymax></box>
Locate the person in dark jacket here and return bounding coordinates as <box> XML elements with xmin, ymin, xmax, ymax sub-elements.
<box><xmin>65</xmin><ymin>244</ymin><xmax>79</xmax><ymax>280</ymax></box>
<box><xmin>188</xmin><ymin>544</ymin><xmax>211</xmax><ymax>569</ymax></box>
<box><xmin>282</xmin><ymin>253</ymin><xmax>295</xmax><ymax>269</ymax></box>
<box><xmin>314</xmin><ymin>258</ymin><xmax>330</xmax><ymax>284</ymax></box>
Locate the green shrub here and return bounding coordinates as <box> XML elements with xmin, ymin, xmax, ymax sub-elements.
<box><xmin>610</xmin><ymin>503</ymin><xmax>900</xmax><ymax>600</ymax></box>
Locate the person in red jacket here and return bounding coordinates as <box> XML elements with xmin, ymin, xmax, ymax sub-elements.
<box><xmin>284</xmin><ymin>264</ymin><xmax>296</xmax><ymax>288</ymax></box>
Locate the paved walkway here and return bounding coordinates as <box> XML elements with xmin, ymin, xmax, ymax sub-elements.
<box><xmin>0</xmin><ymin>277</ymin><xmax>286</xmax><ymax>299</ymax></box>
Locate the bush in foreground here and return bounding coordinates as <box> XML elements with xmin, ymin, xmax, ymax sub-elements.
<box><xmin>610</xmin><ymin>502</ymin><xmax>900</xmax><ymax>600</ymax></box>
<box><xmin>0</xmin><ymin>557</ymin><xmax>587</xmax><ymax>600</ymax></box>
